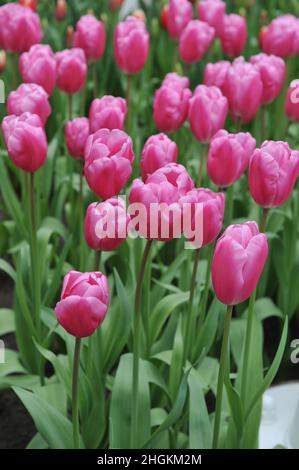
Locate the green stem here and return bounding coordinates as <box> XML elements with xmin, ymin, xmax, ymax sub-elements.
<box><xmin>27</xmin><ymin>173</ymin><xmax>43</xmax><ymax>384</ymax></box>
<box><xmin>72</xmin><ymin>337</ymin><xmax>81</xmax><ymax>449</ymax></box>
<box><xmin>260</xmin><ymin>207</ymin><xmax>268</xmax><ymax>234</ymax></box>
<box><xmin>94</xmin><ymin>250</ymin><xmax>102</xmax><ymax>271</ymax></box>
<box><xmin>212</xmin><ymin>304</ymin><xmax>233</xmax><ymax>449</ymax></box>
<box><xmin>197</xmin><ymin>243</ymin><xmax>214</xmax><ymax>330</ymax></box>
<box><xmin>68</xmin><ymin>93</ymin><xmax>73</xmax><ymax>120</ymax></box>
<box><xmin>225</xmin><ymin>184</ymin><xmax>234</xmax><ymax>227</ymax></box>
<box><xmin>11</xmin><ymin>53</ymin><xmax>18</xmax><ymax>89</ymax></box>
<box><xmin>131</xmin><ymin>239</ymin><xmax>153</xmax><ymax>448</ymax></box>
<box><xmin>183</xmin><ymin>248</ymin><xmax>201</xmax><ymax>363</ymax></box>
<box><xmin>92</xmin><ymin>61</ymin><xmax>98</xmax><ymax>98</ymax></box>
<box><xmin>240</xmin><ymin>290</ymin><xmax>256</xmax><ymax>403</ymax></box>
<box><xmin>79</xmin><ymin>161</ymin><xmax>84</xmax><ymax>271</ymax></box>
<box><xmin>198</xmin><ymin>143</ymin><xmax>208</xmax><ymax>187</ymax></box>
<box><xmin>261</xmin><ymin>105</ymin><xmax>267</xmax><ymax>143</ymax></box>
<box><xmin>126</xmin><ymin>74</ymin><xmax>132</xmax><ymax>133</ymax></box>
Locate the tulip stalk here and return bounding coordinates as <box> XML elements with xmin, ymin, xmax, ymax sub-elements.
<box><xmin>212</xmin><ymin>304</ymin><xmax>233</xmax><ymax>449</ymax></box>
<box><xmin>131</xmin><ymin>239</ymin><xmax>153</xmax><ymax>448</ymax></box>
<box><xmin>184</xmin><ymin>248</ymin><xmax>201</xmax><ymax>363</ymax></box>
<box><xmin>26</xmin><ymin>172</ymin><xmax>43</xmax><ymax>383</ymax></box>
<box><xmin>198</xmin><ymin>143</ymin><xmax>209</xmax><ymax>187</ymax></box>
<box><xmin>72</xmin><ymin>337</ymin><xmax>81</xmax><ymax>449</ymax></box>
<box><xmin>126</xmin><ymin>74</ymin><xmax>133</xmax><ymax>133</ymax></box>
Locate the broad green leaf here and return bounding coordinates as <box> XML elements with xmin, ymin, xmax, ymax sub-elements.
<box><xmin>188</xmin><ymin>368</ymin><xmax>212</xmax><ymax>449</ymax></box>
<box><xmin>0</xmin><ymin>308</ymin><xmax>15</xmax><ymax>335</ymax></box>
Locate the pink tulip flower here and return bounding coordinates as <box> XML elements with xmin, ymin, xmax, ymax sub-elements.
<box><xmin>0</xmin><ymin>3</ymin><xmax>42</xmax><ymax>53</ymax></box>
<box><xmin>73</xmin><ymin>14</ymin><xmax>106</xmax><ymax>61</ymax></box>
<box><xmin>7</xmin><ymin>83</ymin><xmax>51</xmax><ymax>125</ymax></box>
<box><xmin>188</xmin><ymin>85</ymin><xmax>228</xmax><ymax>143</ymax></box>
<box><xmin>154</xmin><ymin>74</ymin><xmax>192</xmax><ymax>133</ymax></box>
<box><xmin>114</xmin><ymin>16</ymin><xmax>149</xmax><ymax>74</ymax></box>
<box><xmin>2</xmin><ymin>112</ymin><xmax>47</xmax><ymax>172</ymax></box>
<box><xmin>84</xmin><ymin>197</ymin><xmax>130</xmax><ymax>252</ymax></box>
<box><xmin>249</xmin><ymin>140</ymin><xmax>299</xmax><ymax>208</ymax></box>
<box><xmin>207</xmin><ymin>130</ymin><xmax>256</xmax><ymax>187</ymax></box>
<box><xmin>198</xmin><ymin>0</ymin><xmax>226</xmax><ymax>36</ymax></box>
<box><xmin>55</xmin><ymin>48</ymin><xmax>87</xmax><ymax>94</ymax></box>
<box><xmin>55</xmin><ymin>271</ymin><xmax>109</xmax><ymax>338</ymax></box>
<box><xmin>89</xmin><ymin>96</ymin><xmax>127</xmax><ymax>133</ymax></box>
<box><xmin>179</xmin><ymin>20</ymin><xmax>215</xmax><ymax>64</ymax></box>
<box><xmin>250</xmin><ymin>53</ymin><xmax>286</xmax><ymax>105</ymax></box>
<box><xmin>141</xmin><ymin>133</ymin><xmax>178</xmax><ymax>182</ymax></box>
<box><xmin>219</xmin><ymin>14</ymin><xmax>247</xmax><ymax>57</ymax></box>
<box><xmin>129</xmin><ymin>163</ymin><xmax>194</xmax><ymax>240</ymax></box>
<box><xmin>212</xmin><ymin>221</ymin><xmax>268</xmax><ymax>305</ymax></box>
<box><xmin>261</xmin><ymin>15</ymin><xmax>299</xmax><ymax>58</ymax></box>
<box><xmin>180</xmin><ymin>188</ymin><xmax>225</xmax><ymax>248</ymax></box>
<box><xmin>19</xmin><ymin>44</ymin><xmax>56</xmax><ymax>96</ymax></box>
<box><xmin>203</xmin><ymin>60</ymin><xmax>231</xmax><ymax>92</ymax></box>
<box><xmin>285</xmin><ymin>80</ymin><xmax>299</xmax><ymax>123</ymax></box>
<box><xmin>222</xmin><ymin>57</ymin><xmax>263</xmax><ymax>124</ymax></box>
<box><xmin>167</xmin><ymin>0</ymin><xmax>193</xmax><ymax>40</ymax></box>
<box><xmin>84</xmin><ymin>128</ymin><xmax>134</xmax><ymax>200</ymax></box>
<box><xmin>65</xmin><ymin>117</ymin><xmax>90</xmax><ymax>159</ymax></box>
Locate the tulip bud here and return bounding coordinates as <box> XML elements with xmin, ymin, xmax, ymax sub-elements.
<box><xmin>198</xmin><ymin>0</ymin><xmax>226</xmax><ymax>36</ymax></box>
<box><xmin>66</xmin><ymin>25</ymin><xmax>74</xmax><ymax>48</ymax></box>
<box><xmin>249</xmin><ymin>141</ymin><xmax>299</xmax><ymax>209</ymax></box>
<box><xmin>55</xmin><ymin>271</ymin><xmax>109</xmax><ymax>338</ymax></box>
<box><xmin>73</xmin><ymin>14</ymin><xmax>106</xmax><ymax>61</ymax></box>
<box><xmin>160</xmin><ymin>5</ymin><xmax>168</xmax><ymax>30</ymax></box>
<box><xmin>167</xmin><ymin>0</ymin><xmax>193</xmax><ymax>40</ymax></box>
<box><xmin>84</xmin><ymin>198</ymin><xmax>130</xmax><ymax>252</ymax></box>
<box><xmin>7</xmin><ymin>83</ymin><xmax>51</xmax><ymax>125</ymax></box>
<box><xmin>19</xmin><ymin>44</ymin><xmax>56</xmax><ymax>96</ymax></box>
<box><xmin>19</xmin><ymin>0</ymin><xmax>37</xmax><ymax>11</ymax></box>
<box><xmin>141</xmin><ymin>133</ymin><xmax>178</xmax><ymax>181</ymax></box>
<box><xmin>154</xmin><ymin>73</ymin><xmax>192</xmax><ymax>133</ymax></box>
<box><xmin>188</xmin><ymin>85</ymin><xmax>228</xmax><ymax>143</ymax></box>
<box><xmin>132</xmin><ymin>9</ymin><xmax>146</xmax><ymax>22</ymax></box>
<box><xmin>250</xmin><ymin>53</ymin><xmax>286</xmax><ymax>105</ymax></box>
<box><xmin>261</xmin><ymin>15</ymin><xmax>299</xmax><ymax>57</ymax></box>
<box><xmin>212</xmin><ymin>221</ymin><xmax>268</xmax><ymax>306</ymax></box>
<box><xmin>55</xmin><ymin>48</ymin><xmax>87</xmax><ymax>94</ymax></box>
<box><xmin>89</xmin><ymin>95</ymin><xmax>127</xmax><ymax>133</ymax></box>
<box><xmin>180</xmin><ymin>188</ymin><xmax>225</xmax><ymax>248</ymax></box>
<box><xmin>114</xmin><ymin>16</ymin><xmax>149</xmax><ymax>75</ymax></box>
<box><xmin>219</xmin><ymin>14</ymin><xmax>247</xmax><ymax>57</ymax></box>
<box><xmin>2</xmin><ymin>112</ymin><xmax>47</xmax><ymax>173</ymax></box>
<box><xmin>65</xmin><ymin>117</ymin><xmax>90</xmax><ymax>159</ymax></box>
<box><xmin>179</xmin><ymin>20</ymin><xmax>215</xmax><ymax>64</ymax></box>
<box><xmin>55</xmin><ymin>0</ymin><xmax>67</xmax><ymax>22</ymax></box>
<box><xmin>109</xmin><ymin>0</ymin><xmax>124</xmax><ymax>11</ymax></box>
<box><xmin>207</xmin><ymin>130</ymin><xmax>256</xmax><ymax>187</ymax></box>
<box><xmin>84</xmin><ymin>129</ymin><xmax>134</xmax><ymax>200</ymax></box>
<box><xmin>0</xmin><ymin>50</ymin><xmax>6</xmax><ymax>74</ymax></box>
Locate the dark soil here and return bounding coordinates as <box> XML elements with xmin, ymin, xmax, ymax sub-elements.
<box><xmin>0</xmin><ymin>271</ymin><xmax>36</xmax><ymax>449</ymax></box>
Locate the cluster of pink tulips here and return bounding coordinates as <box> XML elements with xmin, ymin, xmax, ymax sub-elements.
<box><xmin>0</xmin><ymin>0</ymin><xmax>298</xmax><ymax>452</ymax></box>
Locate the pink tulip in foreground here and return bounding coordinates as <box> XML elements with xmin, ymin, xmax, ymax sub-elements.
<box><xmin>167</xmin><ymin>0</ymin><xmax>193</xmax><ymax>40</ymax></box>
<box><xmin>114</xmin><ymin>16</ymin><xmax>149</xmax><ymax>74</ymax></box>
<box><xmin>65</xmin><ymin>117</ymin><xmax>90</xmax><ymax>159</ymax></box>
<box><xmin>0</xmin><ymin>3</ymin><xmax>42</xmax><ymax>53</ymax></box>
<box><xmin>188</xmin><ymin>85</ymin><xmax>228</xmax><ymax>143</ymax></box>
<box><xmin>222</xmin><ymin>57</ymin><xmax>263</xmax><ymax>125</ymax></box>
<box><xmin>129</xmin><ymin>163</ymin><xmax>194</xmax><ymax>240</ymax></box>
<box><xmin>207</xmin><ymin>130</ymin><xmax>256</xmax><ymax>187</ymax></box>
<box><xmin>261</xmin><ymin>15</ymin><xmax>299</xmax><ymax>58</ymax></box>
<box><xmin>141</xmin><ymin>133</ymin><xmax>178</xmax><ymax>182</ymax></box>
<box><xmin>250</xmin><ymin>53</ymin><xmax>286</xmax><ymax>104</ymax></box>
<box><xmin>19</xmin><ymin>44</ymin><xmax>56</xmax><ymax>96</ymax></box>
<box><xmin>84</xmin><ymin>128</ymin><xmax>134</xmax><ymax>200</ymax></box>
<box><xmin>73</xmin><ymin>14</ymin><xmax>106</xmax><ymax>61</ymax></box>
<box><xmin>55</xmin><ymin>48</ymin><xmax>87</xmax><ymax>94</ymax></box>
<box><xmin>89</xmin><ymin>96</ymin><xmax>127</xmax><ymax>133</ymax></box>
<box><xmin>55</xmin><ymin>271</ymin><xmax>109</xmax><ymax>338</ymax></box>
<box><xmin>179</xmin><ymin>20</ymin><xmax>215</xmax><ymax>64</ymax></box>
<box><xmin>249</xmin><ymin>141</ymin><xmax>299</xmax><ymax>208</ymax></box>
<box><xmin>212</xmin><ymin>221</ymin><xmax>268</xmax><ymax>305</ymax></box>
<box><xmin>285</xmin><ymin>80</ymin><xmax>299</xmax><ymax>123</ymax></box>
<box><xmin>84</xmin><ymin>198</ymin><xmax>130</xmax><ymax>252</ymax></box>
<box><xmin>198</xmin><ymin>0</ymin><xmax>225</xmax><ymax>36</ymax></box>
<box><xmin>2</xmin><ymin>112</ymin><xmax>47</xmax><ymax>172</ymax></box>
<box><xmin>154</xmin><ymin>73</ymin><xmax>192</xmax><ymax>133</ymax></box>
<box><xmin>204</xmin><ymin>60</ymin><xmax>230</xmax><ymax>92</ymax></box>
<box><xmin>180</xmin><ymin>188</ymin><xmax>225</xmax><ymax>248</ymax></box>
<box><xmin>219</xmin><ymin>14</ymin><xmax>247</xmax><ymax>57</ymax></box>
<box><xmin>7</xmin><ymin>83</ymin><xmax>51</xmax><ymax>125</ymax></box>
